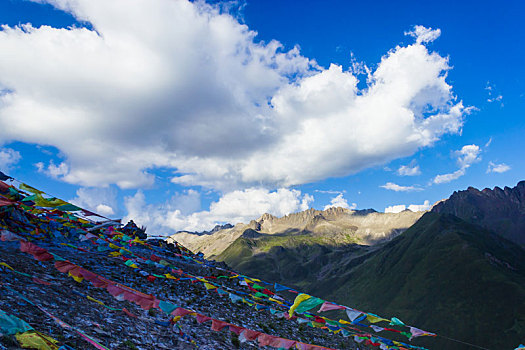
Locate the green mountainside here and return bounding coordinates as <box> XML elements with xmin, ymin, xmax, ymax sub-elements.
<box><xmin>323</xmin><ymin>212</ymin><xmax>525</xmax><ymax>349</ymax></box>
<box><xmin>217</xmin><ymin>212</ymin><xmax>525</xmax><ymax>349</ymax></box>
<box><xmin>217</xmin><ymin>229</ymin><xmax>373</xmax><ymax>291</ymax></box>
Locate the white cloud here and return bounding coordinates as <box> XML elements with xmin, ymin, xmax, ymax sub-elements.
<box><xmin>408</xmin><ymin>200</ymin><xmax>431</xmax><ymax>212</ymax></box>
<box><xmin>487</xmin><ymin>94</ymin><xmax>503</xmax><ymax>103</ymax></box>
<box><xmin>0</xmin><ymin>147</ymin><xmax>21</xmax><ymax>170</ymax></box>
<box><xmin>486</xmin><ymin>81</ymin><xmax>503</xmax><ymax>105</ymax></box>
<box><xmin>455</xmin><ymin>144</ymin><xmax>481</xmax><ymax>169</ymax></box>
<box><xmin>432</xmin><ymin>144</ymin><xmax>481</xmax><ymax>184</ymax></box>
<box><xmin>397</xmin><ymin>162</ymin><xmax>421</xmax><ymax>176</ymax></box>
<box><xmin>384</xmin><ymin>204</ymin><xmax>406</xmax><ymax>213</ymax></box>
<box><xmin>385</xmin><ymin>200</ymin><xmax>430</xmax><ymax>213</ymax></box>
<box><xmin>123</xmin><ymin>187</ymin><xmax>314</xmax><ymax>234</ymax></box>
<box><xmin>95</xmin><ymin>204</ymin><xmax>114</xmax><ymax>216</ymax></box>
<box><xmin>380</xmin><ymin>182</ymin><xmax>422</xmax><ymax>192</ymax></box>
<box><xmin>432</xmin><ymin>169</ymin><xmax>465</xmax><ymax>184</ymax></box>
<box><xmin>70</xmin><ymin>186</ymin><xmax>118</xmax><ymax>217</ymax></box>
<box><xmin>323</xmin><ymin>193</ymin><xmax>356</xmax><ymax>210</ymax></box>
<box><xmin>0</xmin><ymin>4</ymin><xmax>466</xmax><ymax>191</ymax></box>
<box><xmin>405</xmin><ymin>25</ymin><xmax>441</xmax><ymax>44</ymax></box>
<box><xmin>487</xmin><ymin>161</ymin><xmax>510</xmax><ymax>173</ymax></box>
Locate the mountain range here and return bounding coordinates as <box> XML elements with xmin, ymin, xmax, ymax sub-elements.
<box><xmin>168</xmin><ymin>207</ymin><xmax>425</xmax><ymax>258</ymax></box>
<box><xmin>171</xmin><ymin>181</ymin><xmax>525</xmax><ymax>349</ymax></box>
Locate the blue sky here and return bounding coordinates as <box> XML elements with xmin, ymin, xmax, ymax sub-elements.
<box><xmin>0</xmin><ymin>0</ymin><xmax>523</xmax><ymax>234</ymax></box>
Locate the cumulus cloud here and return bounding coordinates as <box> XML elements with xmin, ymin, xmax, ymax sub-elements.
<box><xmin>0</xmin><ymin>147</ymin><xmax>21</xmax><ymax>170</ymax></box>
<box><xmin>385</xmin><ymin>200</ymin><xmax>431</xmax><ymax>213</ymax></box>
<box><xmin>35</xmin><ymin>160</ymin><xmax>69</xmax><ymax>178</ymax></box>
<box><xmin>456</xmin><ymin>144</ymin><xmax>482</xmax><ymax>169</ymax></box>
<box><xmin>0</xmin><ymin>2</ymin><xmax>466</xmax><ymax>192</ymax></box>
<box><xmin>432</xmin><ymin>169</ymin><xmax>465</xmax><ymax>184</ymax></box>
<box><xmin>70</xmin><ymin>186</ymin><xmax>118</xmax><ymax>217</ymax></box>
<box><xmin>381</xmin><ymin>182</ymin><xmax>422</xmax><ymax>192</ymax></box>
<box><xmin>397</xmin><ymin>161</ymin><xmax>421</xmax><ymax>176</ymax></box>
<box><xmin>323</xmin><ymin>193</ymin><xmax>356</xmax><ymax>210</ymax></box>
<box><xmin>123</xmin><ymin>187</ymin><xmax>314</xmax><ymax>234</ymax></box>
<box><xmin>487</xmin><ymin>161</ymin><xmax>510</xmax><ymax>173</ymax></box>
<box><xmin>405</xmin><ymin>25</ymin><xmax>441</xmax><ymax>44</ymax></box>
<box><xmin>432</xmin><ymin>144</ymin><xmax>481</xmax><ymax>184</ymax></box>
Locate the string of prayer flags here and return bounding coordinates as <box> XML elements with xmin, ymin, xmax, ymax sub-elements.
<box><xmin>19</xmin><ymin>183</ymin><xmax>46</xmax><ymax>195</ymax></box>
<box><xmin>14</xmin><ymin>238</ymin><xmax>337</xmax><ymax>350</ymax></box>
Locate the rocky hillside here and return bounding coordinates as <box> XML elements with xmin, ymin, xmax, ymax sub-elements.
<box><xmin>1</xmin><ymin>178</ymin><xmax>441</xmax><ymax>350</ymax></box>
<box><xmin>168</xmin><ymin>207</ymin><xmax>424</xmax><ymax>258</ymax></box>
<box><xmin>432</xmin><ymin>181</ymin><xmax>525</xmax><ymax>246</ymax></box>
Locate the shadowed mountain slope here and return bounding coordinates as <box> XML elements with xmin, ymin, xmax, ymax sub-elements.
<box><xmin>432</xmin><ymin>180</ymin><xmax>525</xmax><ymax>246</ymax></box>
<box><xmin>322</xmin><ymin>212</ymin><xmax>525</xmax><ymax>349</ymax></box>
<box><xmin>220</xmin><ymin>212</ymin><xmax>525</xmax><ymax>349</ymax></box>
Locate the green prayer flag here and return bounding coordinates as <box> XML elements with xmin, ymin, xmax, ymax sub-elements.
<box><xmin>294</xmin><ymin>296</ymin><xmax>324</xmax><ymax>314</ymax></box>
<box><xmin>159</xmin><ymin>301</ymin><xmax>178</xmax><ymax>315</ymax></box>
<box><xmin>390</xmin><ymin>317</ymin><xmax>405</xmax><ymax>326</ymax></box>
<box><xmin>0</xmin><ymin>310</ymin><xmax>34</xmax><ymax>335</ymax></box>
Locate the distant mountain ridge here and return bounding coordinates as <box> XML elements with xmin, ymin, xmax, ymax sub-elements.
<box><xmin>432</xmin><ymin>180</ymin><xmax>525</xmax><ymax>246</ymax></box>
<box><xmin>168</xmin><ymin>206</ymin><xmax>425</xmax><ymax>258</ymax></box>
<box><xmin>212</xmin><ymin>182</ymin><xmax>525</xmax><ymax>349</ymax></box>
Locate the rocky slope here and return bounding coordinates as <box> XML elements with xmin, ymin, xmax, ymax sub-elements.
<box><xmin>2</xmin><ymin>179</ymin><xmax>382</xmax><ymax>350</ymax></box>
<box><xmin>168</xmin><ymin>207</ymin><xmax>425</xmax><ymax>258</ymax></box>
<box><xmin>432</xmin><ymin>181</ymin><xmax>525</xmax><ymax>246</ymax></box>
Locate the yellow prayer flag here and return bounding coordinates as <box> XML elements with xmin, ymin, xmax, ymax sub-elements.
<box><xmin>366</xmin><ymin>314</ymin><xmax>389</xmax><ymax>323</ymax></box>
<box><xmin>0</xmin><ymin>262</ymin><xmax>14</xmax><ymax>270</ymax></box>
<box><xmin>269</xmin><ymin>297</ymin><xmax>283</xmax><ymax>304</ymax></box>
<box><xmin>68</xmin><ymin>271</ymin><xmax>84</xmax><ymax>283</ymax></box>
<box><xmin>19</xmin><ymin>183</ymin><xmax>45</xmax><ymax>195</ymax></box>
<box><xmin>289</xmin><ymin>293</ymin><xmax>311</xmax><ymax>317</ymax></box>
<box><xmin>165</xmin><ymin>273</ymin><xmax>178</xmax><ymax>279</ymax></box>
<box><xmin>204</xmin><ymin>282</ymin><xmax>217</xmax><ymax>290</ymax></box>
<box><xmin>15</xmin><ymin>331</ymin><xmax>59</xmax><ymax>350</ymax></box>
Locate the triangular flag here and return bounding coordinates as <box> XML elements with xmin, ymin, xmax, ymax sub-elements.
<box><xmin>318</xmin><ymin>302</ymin><xmax>346</xmax><ymax>313</ymax></box>
<box><xmin>346</xmin><ymin>308</ymin><xmax>362</xmax><ymax>322</ymax></box>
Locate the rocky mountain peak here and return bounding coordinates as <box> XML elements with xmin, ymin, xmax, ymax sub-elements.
<box><xmin>432</xmin><ymin>180</ymin><xmax>525</xmax><ymax>245</ymax></box>
<box><xmin>256</xmin><ymin>212</ymin><xmax>277</xmax><ymax>223</ymax></box>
